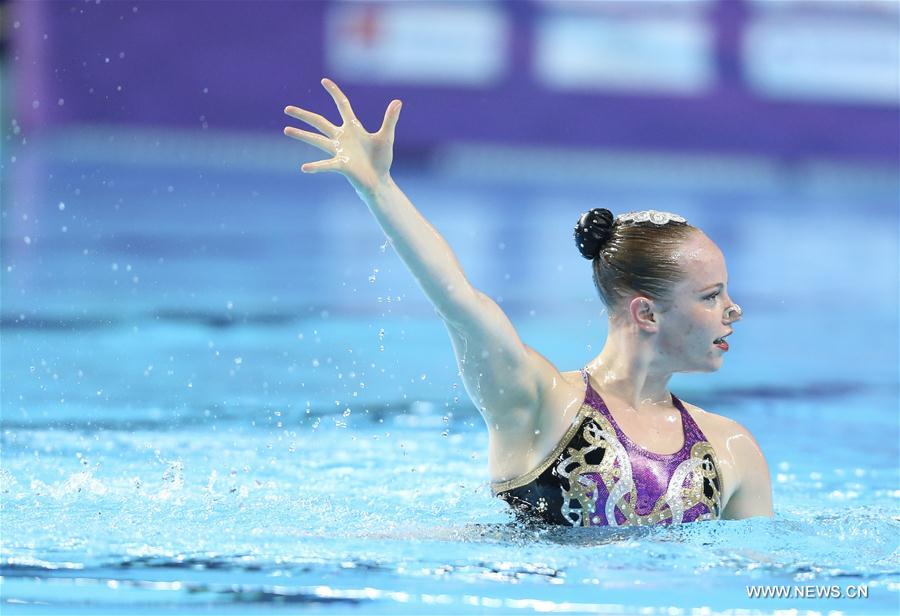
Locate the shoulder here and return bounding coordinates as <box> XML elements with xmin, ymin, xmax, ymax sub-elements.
<box><xmin>679</xmin><ymin>400</ymin><xmax>737</xmax><ymax>442</ymax></box>
<box><xmin>680</xmin><ymin>400</ymin><xmax>767</xmax><ymax>468</ymax></box>
<box><xmin>680</xmin><ymin>400</ymin><xmax>753</xmax><ymax>442</ymax></box>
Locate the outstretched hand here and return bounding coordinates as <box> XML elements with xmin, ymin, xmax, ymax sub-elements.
<box><xmin>283</xmin><ymin>78</ymin><xmax>402</xmax><ymax>192</ymax></box>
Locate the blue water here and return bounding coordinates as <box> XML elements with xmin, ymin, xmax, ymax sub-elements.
<box><xmin>1</xmin><ymin>137</ymin><xmax>899</xmax><ymax>615</ymax></box>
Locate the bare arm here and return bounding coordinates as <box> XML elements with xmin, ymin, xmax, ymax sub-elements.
<box><xmin>721</xmin><ymin>422</ymin><xmax>774</xmax><ymax>520</ymax></box>
<box><xmin>283</xmin><ymin>79</ymin><xmax>560</xmax><ymax>428</ymax></box>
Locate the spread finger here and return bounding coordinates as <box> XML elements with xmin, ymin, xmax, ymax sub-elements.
<box><xmin>283</xmin><ymin>126</ymin><xmax>335</xmax><ymax>154</ymax></box>
<box><xmin>321</xmin><ymin>78</ymin><xmax>359</xmax><ymax>126</ymax></box>
<box><xmin>284</xmin><ymin>105</ymin><xmax>336</xmax><ymax>137</ymax></box>
<box><xmin>301</xmin><ymin>158</ymin><xmax>341</xmax><ymax>174</ymax></box>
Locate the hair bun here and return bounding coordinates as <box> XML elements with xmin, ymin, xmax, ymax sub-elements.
<box><xmin>574</xmin><ymin>208</ymin><xmax>615</xmax><ymax>260</ymax></box>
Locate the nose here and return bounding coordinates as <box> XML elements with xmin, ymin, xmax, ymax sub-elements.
<box><xmin>723</xmin><ymin>302</ymin><xmax>742</xmax><ymax>323</ymax></box>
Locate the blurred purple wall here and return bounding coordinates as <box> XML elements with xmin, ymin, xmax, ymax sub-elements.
<box><xmin>9</xmin><ymin>0</ymin><xmax>899</xmax><ymax>163</ymax></box>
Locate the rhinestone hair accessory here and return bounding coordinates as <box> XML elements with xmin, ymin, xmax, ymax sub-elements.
<box><xmin>616</xmin><ymin>210</ymin><xmax>687</xmax><ymax>225</ymax></box>
<box><xmin>723</xmin><ymin>304</ymin><xmax>742</xmax><ymax>320</ymax></box>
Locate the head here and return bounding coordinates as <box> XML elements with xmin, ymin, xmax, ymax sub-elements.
<box><xmin>574</xmin><ymin>208</ymin><xmax>741</xmax><ymax>372</ymax></box>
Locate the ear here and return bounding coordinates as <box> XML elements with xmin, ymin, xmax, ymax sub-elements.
<box><xmin>628</xmin><ymin>296</ymin><xmax>659</xmax><ymax>333</ymax></box>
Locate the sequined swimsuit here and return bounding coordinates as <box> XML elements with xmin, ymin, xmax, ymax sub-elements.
<box><xmin>492</xmin><ymin>369</ymin><xmax>722</xmax><ymax>527</ymax></box>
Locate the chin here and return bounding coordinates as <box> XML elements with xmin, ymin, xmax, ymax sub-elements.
<box><xmin>692</xmin><ymin>357</ymin><xmax>724</xmax><ymax>373</ymax></box>
<box><xmin>668</xmin><ymin>351</ymin><xmax>724</xmax><ymax>374</ymax></box>
<box><xmin>677</xmin><ymin>362</ymin><xmax>721</xmax><ymax>374</ymax></box>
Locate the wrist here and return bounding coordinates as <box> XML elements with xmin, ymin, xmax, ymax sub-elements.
<box><xmin>352</xmin><ymin>173</ymin><xmax>395</xmax><ymax>199</ymax></box>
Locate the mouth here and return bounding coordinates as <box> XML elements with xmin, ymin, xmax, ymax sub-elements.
<box><xmin>713</xmin><ymin>331</ymin><xmax>733</xmax><ymax>351</ymax></box>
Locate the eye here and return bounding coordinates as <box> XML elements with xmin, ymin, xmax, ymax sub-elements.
<box><xmin>704</xmin><ymin>291</ymin><xmax>720</xmax><ymax>301</ymax></box>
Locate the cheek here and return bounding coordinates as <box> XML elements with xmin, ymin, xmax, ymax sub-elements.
<box><xmin>661</xmin><ymin>315</ymin><xmax>711</xmax><ymax>354</ymax></box>
<box><xmin>658</xmin><ymin>324</ymin><xmax>689</xmax><ymax>355</ymax></box>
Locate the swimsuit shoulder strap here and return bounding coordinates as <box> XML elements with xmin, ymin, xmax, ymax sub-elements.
<box><xmin>580</xmin><ymin>367</ymin><xmax>614</xmax><ymax>418</ymax></box>
<box><xmin>670</xmin><ymin>394</ymin><xmax>706</xmax><ymax>442</ymax></box>
<box><xmin>580</xmin><ymin>367</ymin><xmax>602</xmax><ymax>404</ymax></box>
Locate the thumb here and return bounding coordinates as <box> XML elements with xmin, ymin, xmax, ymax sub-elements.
<box><xmin>377</xmin><ymin>99</ymin><xmax>402</xmax><ymax>139</ymax></box>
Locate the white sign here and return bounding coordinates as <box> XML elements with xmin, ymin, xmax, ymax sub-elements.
<box><xmin>325</xmin><ymin>2</ymin><xmax>509</xmax><ymax>86</ymax></box>
<box><xmin>534</xmin><ymin>13</ymin><xmax>715</xmax><ymax>94</ymax></box>
<box><xmin>743</xmin><ymin>15</ymin><xmax>900</xmax><ymax>105</ymax></box>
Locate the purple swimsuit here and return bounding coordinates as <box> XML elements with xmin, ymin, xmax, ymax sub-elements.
<box><xmin>492</xmin><ymin>368</ymin><xmax>723</xmax><ymax>526</ymax></box>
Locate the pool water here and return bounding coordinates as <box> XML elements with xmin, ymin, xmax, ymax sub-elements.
<box><xmin>2</xmin><ymin>138</ymin><xmax>898</xmax><ymax>614</ymax></box>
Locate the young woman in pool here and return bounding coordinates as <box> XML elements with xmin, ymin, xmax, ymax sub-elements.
<box><xmin>283</xmin><ymin>79</ymin><xmax>774</xmax><ymax>526</ymax></box>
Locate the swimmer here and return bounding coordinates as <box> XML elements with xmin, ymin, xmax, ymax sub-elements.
<box><xmin>283</xmin><ymin>79</ymin><xmax>774</xmax><ymax>527</ymax></box>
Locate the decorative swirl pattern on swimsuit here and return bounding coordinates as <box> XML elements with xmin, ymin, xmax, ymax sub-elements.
<box><xmin>492</xmin><ymin>401</ymin><xmax>722</xmax><ymax>527</ymax></box>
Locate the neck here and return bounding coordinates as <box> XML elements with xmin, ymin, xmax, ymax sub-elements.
<box><xmin>587</xmin><ymin>322</ymin><xmax>673</xmax><ymax>411</ymax></box>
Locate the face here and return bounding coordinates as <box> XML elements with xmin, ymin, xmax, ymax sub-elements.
<box><xmin>652</xmin><ymin>231</ymin><xmax>741</xmax><ymax>373</ymax></box>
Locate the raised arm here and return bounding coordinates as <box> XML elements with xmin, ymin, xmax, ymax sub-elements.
<box><xmin>283</xmin><ymin>79</ymin><xmax>561</xmax><ymax>432</ymax></box>
<box><xmin>284</xmin><ymin>79</ymin><xmax>473</xmax><ymax>325</ymax></box>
